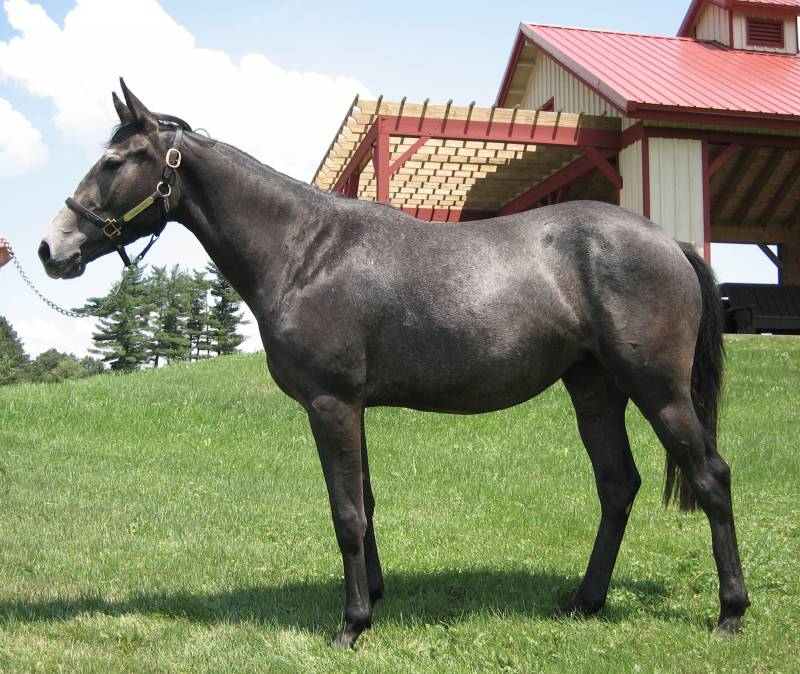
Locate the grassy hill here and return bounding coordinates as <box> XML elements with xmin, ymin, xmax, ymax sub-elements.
<box><xmin>0</xmin><ymin>337</ymin><xmax>798</xmax><ymax>673</ymax></box>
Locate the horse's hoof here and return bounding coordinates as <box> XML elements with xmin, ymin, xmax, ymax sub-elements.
<box><xmin>332</xmin><ymin>621</ymin><xmax>370</xmax><ymax>649</ymax></box>
<box><xmin>714</xmin><ymin>615</ymin><xmax>742</xmax><ymax>637</ymax></box>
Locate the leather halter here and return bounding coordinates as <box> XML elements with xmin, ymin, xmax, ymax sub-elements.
<box><xmin>65</xmin><ymin>125</ymin><xmax>186</xmax><ymax>267</ymax></box>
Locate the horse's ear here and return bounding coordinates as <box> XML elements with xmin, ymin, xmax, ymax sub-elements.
<box><xmin>112</xmin><ymin>91</ymin><xmax>135</xmax><ymax>125</ymax></box>
<box><xmin>119</xmin><ymin>78</ymin><xmax>157</xmax><ymax>133</ymax></box>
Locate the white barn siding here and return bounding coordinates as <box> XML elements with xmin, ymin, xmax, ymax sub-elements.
<box><xmin>522</xmin><ymin>53</ymin><xmax>621</xmax><ymax>116</ymax></box>
<box><xmin>731</xmin><ymin>14</ymin><xmax>798</xmax><ymax>53</ymax></box>
<box><xmin>619</xmin><ymin>140</ymin><xmax>644</xmax><ymax>216</ymax></box>
<box><xmin>696</xmin><ymin>4</ymin><xmax>730</xmax><ymax>45</ymax></box>
<box><xmin>648</xmin><ymin>138</ymin><xmax>705</xmax><ymax>247</ymax></box>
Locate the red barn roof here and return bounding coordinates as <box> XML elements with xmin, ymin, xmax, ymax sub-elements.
<box><xmin>498</xmin><ymin>23</ymin><xmax>800</xmax><ymax>126</ymax></box>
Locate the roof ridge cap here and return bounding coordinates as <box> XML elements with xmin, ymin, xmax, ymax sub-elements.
<box><xmin>523</xmin><ymin>22</ymin><xmax>697</xmax><ymax>42</ymax></box>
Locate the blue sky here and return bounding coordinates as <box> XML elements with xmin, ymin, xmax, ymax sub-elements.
<box><xmin>0</xmin><ymin>0</ymin><xmax>780</xmax><ymax>356</ymax></box>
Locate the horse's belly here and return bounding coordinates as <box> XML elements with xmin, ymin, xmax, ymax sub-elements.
<box><xmin>366</xmin><ymin>330</ymin><xmax>582</xmax><ymax>413</ymax></box>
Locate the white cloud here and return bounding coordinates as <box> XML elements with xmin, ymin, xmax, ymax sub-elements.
<box><xmin>0</xmin><ymin>96</ymin><xmax>48</xmax><ymax>177</ymax></box>
<box><xmin>0</xmin><ymin>0</ymin><xmax>371</xmax><ymax>179</ymax></box>
<box><xmin>12</xmin><ymin>315</ymin><xmax>96</xmax><ymax>357</ymax></box>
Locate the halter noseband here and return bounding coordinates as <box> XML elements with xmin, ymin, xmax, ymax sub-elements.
<box><xmin>65</xmin><ymin>124</ymin><xmax>186</xmax><ymax>267</ymax></box>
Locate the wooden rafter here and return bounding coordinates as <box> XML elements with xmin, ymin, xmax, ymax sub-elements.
<box><xmin>733</xmin><ymin>148</ymin><xmax>788</xmax><ymax>225</ymax></box>
<box><xmin>314</xmin><ymin>98</ymin><xmax>621</xmax><ymax>215</ymax></box>
<box><xmin>759</xmin><ymin>152</ymin><xmax>800</xmax><ymax>227</ymax></box>
<box><xmin>711</xmin><ymin>225</ymin><xmax>800</xmax><ymax>243</ymax></box>
<box><xmin>711</xmin><ymin>146</ymin><xmax>760</xmax><ymax>225</ymax></box>
<box><xmin>709</xmin><ymin>144</ymin><xmax>741</xmax><ymax>178</ymax></box>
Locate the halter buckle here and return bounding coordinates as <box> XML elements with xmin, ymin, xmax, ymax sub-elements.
<box><xmin>165</xmin><ymin>148</ymin><xmax>182</xmax><ymax>169</ymax></box>
<box><xmin>102</xmin><ymin>219</ymin><xmax>122</xmax><ymax>239</ymax></box>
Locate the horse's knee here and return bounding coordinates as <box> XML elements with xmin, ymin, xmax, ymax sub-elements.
<box><xmin>598</xmin><ymin>470</ymin><xmax>641</xmax><ymax>519</ymax></box>
<box><xmin>333</xmin><ymin>507</ymin><xmax>367</xmax><ymax>555</ymax></box>
<box><xmin>707</xmin><ymin>453</ymin><xmax>731</xmax><ymax>489</ymax></box>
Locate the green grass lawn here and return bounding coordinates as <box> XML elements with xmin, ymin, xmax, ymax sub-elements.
<box><xmin>0</xmin><ymin>336</ymin><xmax>798</xmax><ymax>673</ymax></box>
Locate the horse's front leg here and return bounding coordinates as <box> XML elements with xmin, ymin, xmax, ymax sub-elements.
<box><xmin>307</xmin><ymin>395</ymin><xmax>372</xmax><ymax>648</ymax></box>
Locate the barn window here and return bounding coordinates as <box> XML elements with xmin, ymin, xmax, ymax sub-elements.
<box><xmin>746</xmin><ymin>18</ymin><xmax>785</xmax><ymax>48</ymax></box>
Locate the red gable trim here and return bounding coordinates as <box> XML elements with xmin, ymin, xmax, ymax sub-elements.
<box><xmin>495</xmin><ymin>30</ymin><xmax>527</xmax><ymax>109</ymax></box>
<box><xmin>499</xmin><ymin>24</ymin><xmax>629</xmax><ymax>114</ymax></box>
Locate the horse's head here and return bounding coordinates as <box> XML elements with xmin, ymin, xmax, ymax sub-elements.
<box><xmin>39</xmin><ymin>79</ymin><xmax>186</xmax><ymax>278</ymax></box>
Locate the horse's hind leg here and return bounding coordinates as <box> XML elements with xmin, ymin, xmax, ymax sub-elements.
<box><xmin>360</xmin><ymin>413</ymin><xmax>385</xmax><ymax>605</ymax></box>
<box><xmin>562</xmin><ymin>357</ymin><xmax>641</xmax><ymax>615</ymax></box>
<box><xmin>639</xmin><ymin>394</ymin><xmax>749</xmax><ymax>633</ymax></box>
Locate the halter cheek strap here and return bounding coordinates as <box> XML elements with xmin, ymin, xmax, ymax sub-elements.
<box><xmin>65</xmin><ymin>126</ymin><xmax>185</xmax><ymax>267</ymax></box>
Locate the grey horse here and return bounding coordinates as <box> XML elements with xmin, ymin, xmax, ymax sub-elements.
<box><xmin>39</xmin><ymin>81</ymin><xmax>749</xmax><ymax>647</ymax></box>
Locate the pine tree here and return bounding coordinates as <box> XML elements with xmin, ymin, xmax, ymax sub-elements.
<box><xmin>184</xmin><ymin>269</ymin><xmax>212</xmax><ymax>361</ymax></box>
<box><xmin>147</xmin><ymin>266</ymin><xmax>191</xmax><ymax>367</ymax></box>
<box><xmin>0</xmin><ymin>316</ymin><xmax>31</xmax><ymax>385</ymax></box>
<box><xmin>206</xmin><ymin>262</ymin><xmax>246</xmax><ymax>356</ymax></box>
<box><xmin>81</xmin><ymin>266</ymin><xmax>151</xmax><ymax>371</ymax></box>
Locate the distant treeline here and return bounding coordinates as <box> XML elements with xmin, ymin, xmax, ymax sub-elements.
<box><xmin>0</xmin><ymin>262</ymin><xmax>247</xmax><ymax>385</ymax></box>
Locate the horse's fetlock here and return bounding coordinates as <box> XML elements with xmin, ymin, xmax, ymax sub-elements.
<box><xmin>346</xmin><ymin>606</ymin><xmax>372</xmax><ymax>629</ymax></box>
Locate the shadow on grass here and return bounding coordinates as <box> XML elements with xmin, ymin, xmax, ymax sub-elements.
<box><xmin>0</xmin><ymin>568</ymin><xmax>685</xmax><ymax>631</ymax></box>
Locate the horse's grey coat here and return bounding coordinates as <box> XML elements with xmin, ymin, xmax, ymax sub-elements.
<box><xmin>40</xmin><ymin>82</ymin><xmax>749</xmax><ymax>647</ymax></box>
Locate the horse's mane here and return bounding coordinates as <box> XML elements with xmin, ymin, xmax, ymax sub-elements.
<box><xmin>106</xmin><ymin>113</ymin><xmax>193</xmax><ymax>147</ymax></box>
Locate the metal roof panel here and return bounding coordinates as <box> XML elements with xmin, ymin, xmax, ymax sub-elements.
<box><xmin>521</xmin><ymin>23</ymin><xmax>800</xmax><ymax>119</ymax></box>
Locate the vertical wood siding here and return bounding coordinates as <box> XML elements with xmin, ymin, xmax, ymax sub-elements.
<box><xmin>649</xmin><ymin>138</ymin><xmax>705</xmax><ymax>247</ymax></box>
<box><xmin>732</xmin><ymin>14</ymin><xmax>798</xmax><ymax>53</ymax></box>
<box><xmin>522</xmin><ymin>53</ymin><xmax>621</xmax><ymax>116</ymax></box>
<box><xmin>696</xmin><ymin>4</ymin><xmax>731</xmax><ymax>45</ymax></box>
<box><xmin>620</xmin><ymin>140</ymin><xmax>644</xmax><ymax>216</ymax></box>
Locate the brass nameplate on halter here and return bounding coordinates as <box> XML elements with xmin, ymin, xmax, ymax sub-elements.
<box><xmin>122</xmin><ymin>196</ymin><xmax>156</xmax><ymax>223</ymax></box>
<box><xmin>102</xmin><ymin>219</ymin><xmax>123</xmax><ymax>238</ymax></box>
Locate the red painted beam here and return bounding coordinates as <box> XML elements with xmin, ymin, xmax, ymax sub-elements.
<box><xmin>375</xmin><ymin>124</ymin><xmax>391</xmax><ymax>203</ymax></box>
<box><xmin>645</xmin><ymin>126</ymin><xmax>800</xmax><ymax>151</ymax></box>
<box><xmin>382</xmin><ymin>115</ymin><xmax>620</xmax><ymax>149</ymax></box>
<box><xmin>621</xmin><ymin>121</ymin><xmax>645</xmax><ymax>149</ymax></box>
<box><xmin>389</xmin><ymin>136</ymin><xmax>431</xmax><ymax>175</ymax></box>
<box><xmin>708</xmin><ymin>144</ymin><xmax>741</xmax><ymax>178</ymax></box>
<box><xmin>332</xmin><ymin>123</ymin><xmax>378</xmax><ymax>195</ymax></box>
<box><xmin>631</xmin><ymin>106</ymin><xmax>800</xmax><ymax>133</ymax></box>
<box><xmin>702</xmin><ymin>140</ymin><xmax>712</xmax><ymax>263</ymax></box>
<box><xmin>497</xmin><ymin>150</ymin><xmax>616</xmax><ymax>216</ymax></box>
<box><xmin>583</xmin><ymin>145</ymin><xmax>622</xmax><ymax>190</ymax></box>
<box><xmin>642</xmin><ymin>136</ymin><xmax>651</xmax><ymax>219</ymax></box>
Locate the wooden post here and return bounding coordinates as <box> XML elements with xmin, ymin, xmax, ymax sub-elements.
<box><xmin>702</xmin><ymin>140</ymin><xmax>712</xmax><ymax>263</ymax></box>
<box><xmin>780</xmin><ymin>242</ymin><xmax>800</xmax><ymax>285</ymax></box>
<box><xmin>375</xmin><ymin>118</ymin><xmax>391</xmax><ymax>204</ymax></box>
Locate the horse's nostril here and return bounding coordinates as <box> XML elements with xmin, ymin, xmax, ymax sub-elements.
<box><xmin>38</xmin><ymin>241</ymin><xmax>52</xmax><ymax>265</ymax></box>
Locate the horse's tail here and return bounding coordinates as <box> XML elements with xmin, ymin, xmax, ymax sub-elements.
<box><xmin>664</xmin><ymin>243</ymin><xmax>725</xmax><ymax>511</ymax></box>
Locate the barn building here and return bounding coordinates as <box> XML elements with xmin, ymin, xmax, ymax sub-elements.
<box><xmin>313</xmin><ymin>0</ymin><xmax>800</xmax><ymax>287</ymax></box>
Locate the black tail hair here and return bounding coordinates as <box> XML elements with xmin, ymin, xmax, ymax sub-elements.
<box><xmin>664</xmin><ymin>244</ymin><xmax>725</xmax><ymax>511</ymax></box>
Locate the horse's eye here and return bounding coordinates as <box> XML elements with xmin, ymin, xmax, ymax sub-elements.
<box><xmin>102</xmin><ymin>157</ymin><xmax>123</xmax><ymax>171</ymax></box>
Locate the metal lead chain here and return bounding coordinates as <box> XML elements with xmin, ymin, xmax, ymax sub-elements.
<box><xmin>9</xmin><ymin>250</ymin><xmax>134</xmax><ymax>319</ymax></box>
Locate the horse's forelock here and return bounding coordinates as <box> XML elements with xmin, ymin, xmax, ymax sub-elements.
<box><xmin>106</xmin><ymin>114</ymin><xmax>192</xmax><ymax>148</ymax></box>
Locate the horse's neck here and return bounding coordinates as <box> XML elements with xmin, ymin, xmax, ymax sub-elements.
<box><xmin>175</xmin><ymin>137</ymin><xmax>325</xmax><ymax>315</ymax></box>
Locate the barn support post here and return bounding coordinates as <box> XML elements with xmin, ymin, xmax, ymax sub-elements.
<box><xmin>374</xmin><ymin>118</ymin><xmax>391</xmax><ymax>204</ymax></box>
<box><xmin>702</xmin><ymin>140</ymin><xmax>712</xmax><ymax>263</ymax></box>
<box><xmin>779</xmin><ymin>243</ymin><xmax>800</xmax><ymax>284</ymax></box>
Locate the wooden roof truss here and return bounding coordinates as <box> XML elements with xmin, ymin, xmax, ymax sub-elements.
<box><xmin>312</xmin><ymin>97</ymin><xmax>622</xmax><ymax>220</ymax></box>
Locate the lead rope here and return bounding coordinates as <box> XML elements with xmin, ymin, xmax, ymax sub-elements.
<box><xmin>4</xmin><ymin>239</ymin><xmax>137</xmax><ymax>318</ymax></box>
